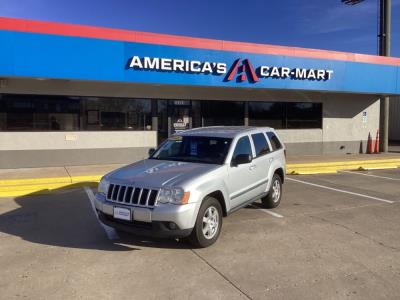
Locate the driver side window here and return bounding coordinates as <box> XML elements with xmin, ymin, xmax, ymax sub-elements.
<box><xmin>232</xmin><ymin>136</ymin><xmax>252</xmax><ymax>160</ymax></box>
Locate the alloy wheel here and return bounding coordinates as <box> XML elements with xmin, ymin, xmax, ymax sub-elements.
<box><xmin>272</xmin><ymin>179</ymin><xmax>281</xmax><ymax>203</ymax></box>
<box><xmin>202</xmin><ymin>206</ymin><xmax>219</xmax><ymax>239</ymax></box>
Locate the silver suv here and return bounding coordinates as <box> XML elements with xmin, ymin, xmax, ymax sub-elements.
<box><xmin>95</xmin><ymin>126</ymin><xmax>286</xmax><ymax>247</ymax></box>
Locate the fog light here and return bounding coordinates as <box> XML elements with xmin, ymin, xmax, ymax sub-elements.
<box><xmin>168</xmin><ymin>222</ymin><xmax>177</xmax><ymax>230</ymax></box>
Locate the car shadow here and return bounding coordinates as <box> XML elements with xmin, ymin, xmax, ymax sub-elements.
<box><xmin>245</xmin><ymin>201</ymin><xmax>263</xmax><ymax>209</ymax></box>
<box><xmin>0</xmin><ymin>183</ymin><xmax>192</xmax><ymax>251</ymax></box>
<box><xmin>116</xmin><ymin>231</ymin><xmax>193</xmax><ymax>250</ymax></box>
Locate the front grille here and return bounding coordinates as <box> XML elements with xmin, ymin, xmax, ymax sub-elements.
<box><xmin>106</xmin><ymin>183</ymin><xmax>159</xmax><ymax>208</ymax></box>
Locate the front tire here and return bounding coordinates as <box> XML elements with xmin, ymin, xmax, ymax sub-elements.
<box><xmin>189</xmin><ymin>196</ymin><xmax>222</xmax><ymax>248</ymax></box>
<box><xmin>261</xmin><ymin>174</ymin><xmax>282</xmax><ymax>208</ymax></box>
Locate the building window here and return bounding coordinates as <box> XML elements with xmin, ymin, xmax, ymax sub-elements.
<box><xmin>84</xmin><ymin>97</ymin><xmax>151</xmax><ymax>131</ymax></box>
<box><xmin>201</xmin><ymin>100</ymin><xmax>244</xmax><ymax>126</ymax></box>
<box><xmin>286</xmin><ymin>102</ymin><xmax>322</xmax><ymax>129</ymax></box>
<box><xmin>0</xmin><ymin>94</ymin><xmax>323</xmax><ymax>132</ymax></box>
<box><xmin>0</xmin><ymin>94</ymin><xmax>152</xmax><ymax>131</ymax></box>
<box><xmin>249</xmin><ymin>101</ymin><xmax>322</xmax><ymax>129</ymax></box>
<box><xmin>0</xmin><ymin>94</ymin><xmax>80</xmax><ymax>131</ymax></box>
<box><xmin>248</xmin><ymin>102</ymin><xmax>284</xmax><ymax>129</ymax></box>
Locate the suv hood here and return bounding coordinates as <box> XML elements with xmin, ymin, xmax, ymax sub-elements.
<box><xmin>106</xmin><ymin>159</ymin><xmax>220</xmax><ymax>187</ymax></box>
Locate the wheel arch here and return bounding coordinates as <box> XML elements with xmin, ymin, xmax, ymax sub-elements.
<box><xmin>274</xmin><ymin>167</ymin><xmax>285</xmax><ymax>184</ymax></box>
<box><xmin>205</xmin><ymin>190</ymin><xmax>228</xmax><ymax>217</ymax></box>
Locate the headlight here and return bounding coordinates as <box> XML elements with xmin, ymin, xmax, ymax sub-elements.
<box><xmin>157</xmin><ymin>187</ymin><xmax>190</xmax><ymax>205</ymax></box>
<box><xmin>98</xmin><ymin>178</ymin><xmax>110</xmax><ymax>195</ymax></box>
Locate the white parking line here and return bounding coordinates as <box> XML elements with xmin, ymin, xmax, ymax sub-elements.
<box><xmin>83</xmin><ymin>187</ymin><xmax>119</xmax><ymax>240</ymax></box>
<box><xmin>287</xmin><ymin>177</ymin><xmax>395</xmax><ymax>204</ymax></box>
<box><xmin>338</xmin><ymin>170</ymin><xmax>400</xmax><ymax>181</ymax></box>
<box><xmin>250</xmin><ymin>204</ymin><xmax>284</xmax><ymax>218</ymax></box>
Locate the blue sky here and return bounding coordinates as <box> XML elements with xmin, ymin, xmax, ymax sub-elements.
<box><xmin>1</xmin><ymin>0</ymin><xmax>399</xmax><ymax>57</ymax></box>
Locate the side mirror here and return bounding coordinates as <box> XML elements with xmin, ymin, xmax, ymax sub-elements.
<box><xmin>148</xmin><ymin>148</ymin><xmax>156</xmax><ymax>157</ymax></box>
<box><xmin>231</xmin><ymin>154</ymin><xmax>252</xmax><ymax>166</ymax></box>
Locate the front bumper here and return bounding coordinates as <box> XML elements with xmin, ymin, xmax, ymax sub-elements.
<box><xmin>94</xmin><ymin>192</ymin><xmax>196</xmax><ymax>238</ymax></box>
<box><xmin>97</xmin><ymin>212</ymin><xmax>192</xmax><ymax>238</ymax></box>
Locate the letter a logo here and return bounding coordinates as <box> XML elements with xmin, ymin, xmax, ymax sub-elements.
<box><xmin>225</xmin><ymin>59</ymin><xmax>259</xmax><ymax>83</ymax></box>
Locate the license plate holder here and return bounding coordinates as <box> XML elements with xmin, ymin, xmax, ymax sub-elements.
<box><xmin>113</xmin><ymin>206</ymin><xmax>131</xmax><ymax>221</ymax></box>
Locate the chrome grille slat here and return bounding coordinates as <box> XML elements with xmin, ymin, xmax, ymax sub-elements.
<box><xmin>116</xmin><ymin>186</ymin><xmax>123</xmax><ymax>202</ymax></box>
<box><xmin>145</xmin><ymin>189</ymin><xmax>151</xmax><ymax>206</ymax></box>
<box><xmin>106</xmin><ymin>184</ymin><xmax>158</xmax><ymax>208</ymax></box>
<box><xmin>129</xmin><ymin>188</ymin><xmax>134</xmax><ymax>204</ymax></box>
<box><xmin>137</xmin><ymin>189</ymin><xmax>144</xmax><ymax>205</ymax></box>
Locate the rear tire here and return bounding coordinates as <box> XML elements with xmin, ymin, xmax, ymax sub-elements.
<box><xmin>261</xmin><ymin>174</ymin><xmax>282</xmax><ymax>209</ymax></box>
<box><xmin>189</xmin><ymin>196</ymin><xmax>222</xmax><ymax>248</ymax></box>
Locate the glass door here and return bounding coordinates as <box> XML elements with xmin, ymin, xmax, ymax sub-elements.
<box><xmin>168</xmin><ymin>100</ymin><xmax>192</xmax><ymax>136</ymax></box>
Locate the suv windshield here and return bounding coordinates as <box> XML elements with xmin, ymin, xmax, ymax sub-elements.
<box><xmin>150</xmin><ymin>135</ymin><xmax>232</xmax><ymax>164</ymax></box>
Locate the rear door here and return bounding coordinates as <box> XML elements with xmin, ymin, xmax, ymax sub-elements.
<box><xmin>266</xmin><ymin>130</ymin><xmax>286</xmax><ymax>173</ymax></box>
<box><xmin>249</xmin><ymin>132</ymin><xmax>273</xmax><ymax>196</ymax></box>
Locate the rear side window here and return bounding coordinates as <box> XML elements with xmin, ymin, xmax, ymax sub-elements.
<box><xmin>266</xmin><ymin>132</ymin><xmax>283</xmax><ymax>151</ymax></box>
<box><xmin>232</xmin><ymin>136</ymin><xmax>252</xmax><ymax>158</ymax></box>
<box><xmin>251</xmin><ymin>133</ymin><xmax>270</xmax><ymax>157</ymax></box>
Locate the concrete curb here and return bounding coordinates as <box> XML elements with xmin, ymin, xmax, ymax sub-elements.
<box><xmin>1</xmin><ymin>159</ymin><xmax>399</xmax><ymax>197</ymax></box>
<box><xmin>0</xmin><ymin>175</ymin><xmax>102</xmax><ymax>198</ymax></box>
<box><xmin>287</xmin><ymin>158</ymin><xmax>400</xmax><ymax>175</ymax></box>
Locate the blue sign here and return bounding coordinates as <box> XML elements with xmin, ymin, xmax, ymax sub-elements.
<box><xmin>0</xmin><ymin>30</ymin><xmax>399</xmax><ymax>95</ymax></box>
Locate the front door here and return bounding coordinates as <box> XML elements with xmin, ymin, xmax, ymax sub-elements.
<box><xmin>226</xmin><ymin>135</ymin><xmax>260</xmax><ymax>209</ymax></box>
<box><xmin>168</xmin><ymin>101</ymin><xmax>192</xmax><ymax>136</ymax></box>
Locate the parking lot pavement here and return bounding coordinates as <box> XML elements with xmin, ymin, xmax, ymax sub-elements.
<box><xmin>0</xmin><ymin>169</ymin><xmax>400</xmax><ymax>299</ymax></box>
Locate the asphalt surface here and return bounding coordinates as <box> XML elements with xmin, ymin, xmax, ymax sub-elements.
<box><xmin>1</xmin><ymin>169</ymin><xmax>400</xmax><ymax>299</ymax></box>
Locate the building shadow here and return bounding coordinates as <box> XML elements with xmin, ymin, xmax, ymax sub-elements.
<box><xmin>0</xmin><ymin>183</ymin><xmax>191</xmax><ymax>251</ymax></box>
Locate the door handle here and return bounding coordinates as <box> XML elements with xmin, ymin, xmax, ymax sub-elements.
<box><xmin>249</xmin><ymin>165</ymin><xmax>256</xmax><ymax>170</ymax></box>
<box><xmin>269</xmin><ymin>158</ymin><xmax>274</xmax><ymax>163</ymax></box>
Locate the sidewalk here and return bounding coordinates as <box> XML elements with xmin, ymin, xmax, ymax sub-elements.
<box><xmin>1</xmin><ymin>154</ymin><xmax>400</xmax><ymax>197</ymax></box>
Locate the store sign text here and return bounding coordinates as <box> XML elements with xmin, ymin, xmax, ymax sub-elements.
<box><xmin>129</xmin><ymin>56</ymin><xmax>226</xmax><ymax>74</ymax></box>
<box><xmin>128</xmin><ymin>56</ymin><xmax>334</xmax><ymax>83</ymax></box>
